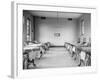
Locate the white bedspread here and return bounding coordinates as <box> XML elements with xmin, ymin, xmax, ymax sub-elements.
<box><xmin>23</xmin><ymin>43</ymin><xmax>42</xmax><ymax>50</ymax></box>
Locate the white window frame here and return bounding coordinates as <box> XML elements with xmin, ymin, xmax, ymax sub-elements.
<box><xmin>26</xmin><ymin>18</ymin><xmax>31</xmax><ymax>42</ymax></box>
<box><xmin>81</xmin><ymin>19</ymin><xmax>85</xmax><ymax>35</ymax></box>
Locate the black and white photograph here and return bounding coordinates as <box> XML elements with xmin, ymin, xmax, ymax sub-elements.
<box><xmin>23</xmin><ymin>10</ymin><xmax>91</xmax><ymax>69</ymax></box>
<box><xmin>10</xmin><ymin>2</ymin><xmax>97</xmax><ymax>78</ymax></box>
<box><xmin>1</xmin><ymin>0</ymin><xmax>100</xmax><ymax>79</ymax></box>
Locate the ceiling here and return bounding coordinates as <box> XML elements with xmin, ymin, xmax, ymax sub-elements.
<box><xmin>29</xmin><ymin>11</ymin><xmax>83</xmax><ymax>19</ymax></box>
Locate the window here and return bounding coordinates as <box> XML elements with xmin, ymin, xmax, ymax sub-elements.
<box><xmin>81</xmin><ymin>19</ymin><xmax>84</xmax><ymax>35</ymax></box>
<box><xmin>26</xmin><ymin>18</ymin><xmax>31</xmax><ymax>42</ymax></box>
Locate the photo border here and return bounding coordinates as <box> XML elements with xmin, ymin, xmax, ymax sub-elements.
<box><xmin>11</xmin><ymin>1</ymin><xmax>97</xmax><ymax>78</ymax></box>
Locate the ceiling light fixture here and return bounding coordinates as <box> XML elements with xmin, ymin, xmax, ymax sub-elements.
<box><xmin>68</xmin><ymin>18</ymin><xmax>72</xmax><ymax>21</ymax></box>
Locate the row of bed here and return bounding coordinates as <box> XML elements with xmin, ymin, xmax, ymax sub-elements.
<box><xmin>23</xmin><ymin>42</ymin><xmax>51</xmax><ymax>69</ymax></box>
<box><xmin>23</xmin><ymin>41</ymin><xmax>91</xmax><ymax>69</ymax></box>
<box><xmin>64</xmin><ymin>42</ymin><xmax>91</xmax><ymax>66</ymax></box>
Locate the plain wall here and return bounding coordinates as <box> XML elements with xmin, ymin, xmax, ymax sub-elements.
<box><xmin>35</xmin><ymin>17</ymin><xmax>79</xmax><ymax>46</ymax></box>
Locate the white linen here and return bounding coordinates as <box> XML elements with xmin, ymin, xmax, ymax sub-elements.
<box><xmin>72</xmin><ymin>46</ymin><xmax>76</xmax><ymax>52</ymax></box>
<box><xmin>80</xmin><ymin>51</ymin><xmax>86</xmax><ymax>60</ymax></box>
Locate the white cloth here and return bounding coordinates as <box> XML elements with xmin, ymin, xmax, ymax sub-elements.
<box><xmin>72</xmin><ymin>46</ymin><xmax>76</xmax><ymax>52</ymax></box>
<box><xmin>67</xmin><ymin>45</ymin><xmax>70</xmax><ymax>50</ymax></box>
<box><xmin>40</xmin><ymin>47</ymin><xmax>45</xmax><ymax>54</ymax></box>
<box><xmin>36</xmin><ymin>51</ymin><xmax>41</xmax><ymax>58</ymax></box>
<box><xmin>80</xmin><ymin>51</ymin><xmax>86</xmax><ymax>60</ymax></box>
<box><xmin>69</xmin><ymin>46</ymin><xmax>72</xmax><ymax>52</ymax></box>
<box><xmin>29</xmin><ymin>51</ymin><xmax>37</xmax><ymax>60</ymax></box>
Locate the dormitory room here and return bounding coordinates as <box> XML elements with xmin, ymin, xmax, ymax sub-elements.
<box><xmin>23</xmin><ymin>10</ymin><xmax>91</xmax><ymax>69</ymax></box>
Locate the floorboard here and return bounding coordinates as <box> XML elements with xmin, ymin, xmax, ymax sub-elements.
<box><xmin>35</xmin><ymin>47</ymin><xmax>79</xmax><ymax>68</ymax></box>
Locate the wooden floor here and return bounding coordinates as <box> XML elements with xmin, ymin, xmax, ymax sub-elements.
<box><xmin>35</xmin><ymin>47</ymin><xmax>79</xmax><ymax>69</ymax></box>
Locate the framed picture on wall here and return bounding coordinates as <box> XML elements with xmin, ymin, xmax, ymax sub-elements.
<box><xmin>54</xmin><ymin>33</ymin><xmax>60</xmax><ymax>37</ymax></box>
<box><xmin>11</xmin><ymin>1</ymin><xmax>97</xmax><ymax>78</ymax></box>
